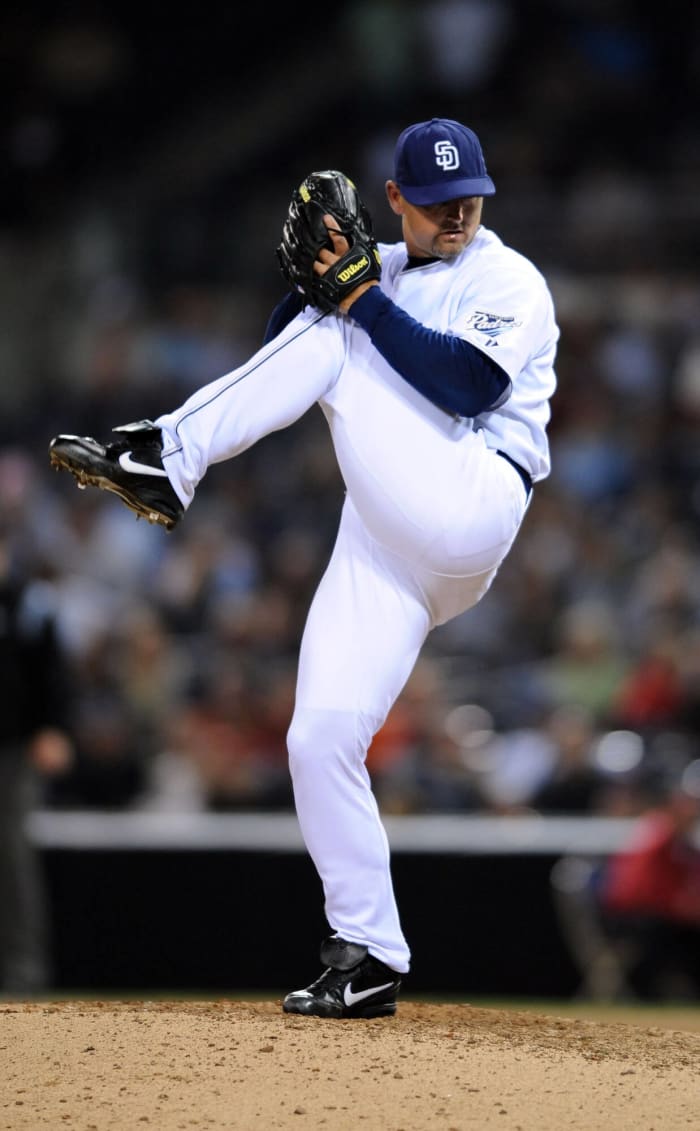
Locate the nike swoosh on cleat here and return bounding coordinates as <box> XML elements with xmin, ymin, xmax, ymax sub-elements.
<box><xmin>343</xmin><ymin>981</ymin><xmax>395</xmax><ymax>1008</ymax></box>
<box><xmin>118</xmin><ymin>451</ymin><xmax>169</xmax><ymax>477</ymax></box>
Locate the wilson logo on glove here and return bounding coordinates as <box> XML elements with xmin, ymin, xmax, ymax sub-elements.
<box><xmin>338</xmin><ymin>255</ymin><xmax>370</xmax><ymax>284</ymax></box>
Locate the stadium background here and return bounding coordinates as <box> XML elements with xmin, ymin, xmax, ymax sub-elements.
<box><xmin>2</xmin><ymin>1</ymin><xmax>700</xmax><ymax>997</ymax></box>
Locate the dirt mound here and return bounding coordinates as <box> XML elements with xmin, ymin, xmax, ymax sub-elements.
<box><xmin>2</xmin><ymin>999</ymin><xmax>698</xmax><ymax>1129</ymax></box>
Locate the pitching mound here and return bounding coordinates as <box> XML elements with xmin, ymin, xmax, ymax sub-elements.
<box><xmin>2</xmin><ymin>999</ymin><xmax>699</xmax><ymax>1129</ymax></box>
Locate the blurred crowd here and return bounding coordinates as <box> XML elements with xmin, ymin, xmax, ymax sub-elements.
<box><xmin>2</xmin><ymin>0</ymin><xmax>700</xmax><ymax>821</ymax></box>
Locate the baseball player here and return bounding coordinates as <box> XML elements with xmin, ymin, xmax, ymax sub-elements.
<box><xmin>49</xmin><ymin>118</ymin><xmax>558</xmax><ymax>1018</ymax></box>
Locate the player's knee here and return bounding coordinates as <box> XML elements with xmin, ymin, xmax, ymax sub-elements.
<box><xmin>287</xmin><ymin>707</ymin><xmax>374</xmax><ymax>778</ymax></box>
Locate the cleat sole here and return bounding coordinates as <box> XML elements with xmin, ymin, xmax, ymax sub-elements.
<box><xmin>49</xmin><ymin>450</ymin><xmax>177</xmax><ymax>531</ymax></box>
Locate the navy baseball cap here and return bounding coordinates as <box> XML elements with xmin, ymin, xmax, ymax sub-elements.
<box><xmin>394</xmin><ymin>118</ymin><xmax>496</xmax><ymax>205</ymax></box>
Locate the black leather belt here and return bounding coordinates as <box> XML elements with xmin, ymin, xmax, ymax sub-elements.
<box><xmin>496</xmin><ymin>449</ymin><xmax>532</xmax><ymax>497</ymax></box>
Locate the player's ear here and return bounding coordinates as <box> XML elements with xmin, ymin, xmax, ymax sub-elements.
<box><xmin>385</xmin><ymin>180</ymin><xmax>405</xmax><ymax>216</ymax></box>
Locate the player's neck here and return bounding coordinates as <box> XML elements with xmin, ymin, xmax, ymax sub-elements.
<box><xmin>404</xmin><ymin>255</ymin><xmax>441</xmax><ymax>270</ymax></box>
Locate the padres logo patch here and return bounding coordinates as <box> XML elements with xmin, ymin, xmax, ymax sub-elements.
<box><xmin>466</xmin><ymin>310</ymin><xmax>522</xmax><ymax>346</ymax></box>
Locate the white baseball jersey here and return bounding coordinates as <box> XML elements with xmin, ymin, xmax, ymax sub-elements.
<box><xmin>154</xmin><ymin>222</ymin><xmax>558</xmax><ymax>972</ymax></box>
<box><xmin>374</xmin><ymin>226</ymin><xmax>557</xmax><ymax>481</ymax></box>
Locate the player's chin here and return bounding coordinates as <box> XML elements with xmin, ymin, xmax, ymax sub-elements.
<box><xmin>433</xmin><ymin>232</ymin><xmax>468</xmax><ymax>258</ymax></box>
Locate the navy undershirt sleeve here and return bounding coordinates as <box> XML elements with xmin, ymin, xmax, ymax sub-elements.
<box><xmin>263</xmin><ymin>291</ymin><xmax>304</xmax><ymax>345</ymax></box>
<box><xmin>349</xmin><ymin>286</ymin><xmax>511</xmax><ymax>417</ymax></box>
<box><xmin>262</xmin><ymin>284</ymin><xmax>511</xmax><ymax>418</ymax></box>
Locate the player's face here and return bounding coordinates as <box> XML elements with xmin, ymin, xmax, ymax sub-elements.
<box><xmin>386</xmin><ymin>183</ymin><xmax>483</xmax><ymax>259</ymax></box>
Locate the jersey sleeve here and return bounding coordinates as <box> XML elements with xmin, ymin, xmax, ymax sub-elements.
<box><xmin>453</xmin><ymin>264</ymin><xmax>556</xmax><ymax>381</ymax></box>
<box><xmin>348</xmin><ymin>287</ymin><xmax>511</xmax><ymax>417</ymax></box>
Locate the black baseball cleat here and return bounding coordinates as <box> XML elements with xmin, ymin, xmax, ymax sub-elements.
<box><xmin>282</xmin><ymin>936</ymin><xmax>401</xmax><ymax>1019</ymax></box>
<box><xmin>48</xmin><ymin>420</ymin><xmax>183</xmax><ymax>531</ymax></box>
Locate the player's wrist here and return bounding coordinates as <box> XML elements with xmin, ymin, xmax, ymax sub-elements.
<box><xmin>339</xmin><ymin>280</ymin><xmax>380</xmax><ymax>314</ymax></box>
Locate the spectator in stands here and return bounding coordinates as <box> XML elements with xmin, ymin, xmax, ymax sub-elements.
<box><xmin>528</xmin><ymin>704</ymin><xmax>612</xmax><ymax>815</ymax></box>
<box><xmin>598</xmin><ymin>763</ymin><xmax>700</xmax><ymax>999</ymax></box>
<box><xmin>0</xmin><ymin>529</ymin><xmax>74</xmax><ymax>995</ymax></box>
<box><xmin>531</xmin><ymin>598</ymin><xmax>630</xmax><ymax>724</ymax></box>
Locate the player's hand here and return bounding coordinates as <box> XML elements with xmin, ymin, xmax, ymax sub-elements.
<box><xmin>315</xmin><ymin>215</ymin><xmax>379</xmax><ymax>313</ymax></box>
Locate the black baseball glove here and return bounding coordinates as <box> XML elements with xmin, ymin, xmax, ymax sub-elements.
<box><xmin>276</xmin><ymin>170</ymin><xmax>382</xmax><ymax>314</ymax></box>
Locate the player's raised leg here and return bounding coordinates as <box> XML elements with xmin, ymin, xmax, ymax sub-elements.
<box><xmin>48</xmin><ymin>310</ymin><xmax>343</xmax><ymax>526</ymax></box>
